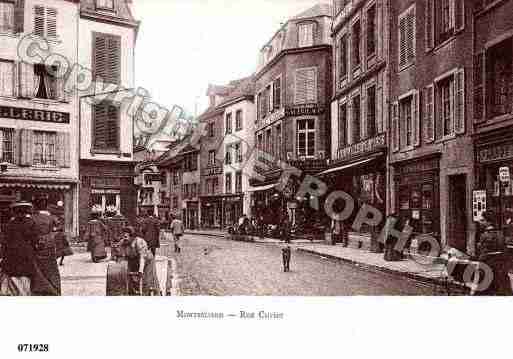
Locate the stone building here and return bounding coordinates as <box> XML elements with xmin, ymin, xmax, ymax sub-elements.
<box><xmin>322</xmin><ymin>0</ymin><xmax>391</xmax><ymax>250</ymax></box>
<box><xmin>388</xmin><ymin>0</ymin><xmax>473</xmax><ymax>252</ymax></box>
<box><xmin>250</xmin><ymin>3</ymin><xmax>333</xmax><ymax>228</ymax></box>
<box><xmin>0</xmin><ymin>0</ymin><xmax>79</xmax><ymax>236</ymax></box>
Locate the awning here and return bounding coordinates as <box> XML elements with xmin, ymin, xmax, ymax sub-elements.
<box><xmin>247</xmin><ymin>183</ymin><xmax>278</xmax><ymax>193</ymax></box>
<box><xmin>0</xmin><ymin>182</ymin><xmax>71</xmax><ymax>190</ymax></box>
<box><xmin>318</xmin><ymin>156</ymin><xmax>380</xmax><ymax>177</ymax></box>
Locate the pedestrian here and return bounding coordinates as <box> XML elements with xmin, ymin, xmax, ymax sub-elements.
<box><xmin>142</xmin><ymin>209</ymin><xmax>161</xmax><ymax>257</ymax></box>
<box><xmin>121</xmin><ymin>226</ymin><xmax>160</xmax><ymax>296</ymax></box>
<box><xmin>281</xmin><ymin>215</ymin><xmax>291</xmax><ymax>244</ymax></box>
<box><xmin>0</xmin><ymin>202</ymin><xmax>39</xmax><ymax>296</ymax></box>
<box><xmin>86</xmin><ymin>210</ymin><xmax>108</xmax><ymax>263</ymax></box>
<box><xmin>54</xmin><ymin>218</ymin><xmax>73</xmax><ymax>266</ymax></box>
<box><xmin>170</xmin><ymin>215</ymin><xmax>184</xmax><ymax>253</ymax></box>
<box><xmin>331</xmin><ymin>218</ymin><xmax>343</xmax><ymax>246</ymax></box>
<box><xmin>282</xmin><ymin>246</ymin><xmax>291</xmax><ymax>272</ymax></box>
<box><xmin>31</xmin><ymin>194</ymin><xmax>62</xmax><ymax>296</ymax></box>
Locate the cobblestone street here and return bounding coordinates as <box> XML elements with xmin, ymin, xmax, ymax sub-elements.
<box><xmin>159</xmin><ymin>235</ymin><xmax>443</xmax><ymax>296</ymax></box>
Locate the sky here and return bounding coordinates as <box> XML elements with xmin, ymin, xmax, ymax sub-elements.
<box><xmin>133</xmin><ymin>0</ymin><xmax>330</xmax><ymax>118</ymax></box>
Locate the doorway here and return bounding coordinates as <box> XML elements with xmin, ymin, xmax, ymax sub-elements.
<box><xmin>449</xmin><ymin>175</ymin><xmax>467</xmax><ymax>252</ymax></box>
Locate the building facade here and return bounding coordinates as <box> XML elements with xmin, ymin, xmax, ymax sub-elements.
<box><xmin>77</xmin><ymin>0</ymin><xmax>139</xmax><ymax>230</ymax></box>
<box><xmin>389</xmin><ymin>0</ymin><xmax>473</xmax><ymax>252</ymax></box>
<box><xmin>324</xmin><ymin>0</ymin><xmax>390</xmax><ymax>250</ymax></box>
<box><xmin>473</xmin><ymin>0</ymin><xmax>513</xmax><ymax>244</ymax></box>
<box><xmin>0</xmin><ymin>0</ymin><xmax>79</xmax><ymax>236</ymax></box>
<box><xmin>250</xmin><ymin>4</ymin><xmax>333</xmax><ymax>229</ymax></box>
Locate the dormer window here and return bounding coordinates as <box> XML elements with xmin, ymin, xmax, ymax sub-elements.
<box><xmin>96</xmin><ymin>0</ymin><xmax>114</xmax><ymax>11</ymax></box>
<box><xmin>298</xmin><ymin>22</ymin><xmax>315</xmax><ymax>47</ymax></box>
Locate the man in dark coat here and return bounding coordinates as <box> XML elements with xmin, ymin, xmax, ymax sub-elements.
<box><xmin>142</xmin><ymin>210</ymin><xmax>161</xmax><ymax>256</ymax></box>
<box><xmin>32</xmin><ymin>195</ymin><xmax>61</xmax><ymax>296</ymax></box>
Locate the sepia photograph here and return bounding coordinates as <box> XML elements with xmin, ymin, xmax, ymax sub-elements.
<box><xmin>0</xmin><ymin>0</ymin><xmax>513</xmax><ymax>356</ymax></box>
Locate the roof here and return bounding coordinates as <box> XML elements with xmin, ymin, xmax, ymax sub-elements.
<box><xmin>207</xmin><ymin>84</ymin><xmax>233</xmax><ymax>97</ymax></box>
<box><xmin>80</xmin><ymin>0</ymin><xmax>136</xmax><ymax>21</ymax></box>
<box><xmin>291</xmin><ymin>3</ymin><xmax>333</xmax><ymax>20</ymax></box>
<box><xmin>217</xmin><ymin>76</ymin><xmax>255</xmax><ymax>107</ymax></box>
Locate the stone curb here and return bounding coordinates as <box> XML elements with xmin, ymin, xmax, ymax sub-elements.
<box><xmin>297</xmin><ymin>248</ymin><xmax>468</xmax><ymax>294</ymax></box>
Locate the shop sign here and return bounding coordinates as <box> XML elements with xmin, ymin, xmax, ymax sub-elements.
<box><xmin>336</xmin><ymin>133</ymin><xmax>386</xmax><ymax>162</ymax></box>
<box><xmin>499</xmin><ymin>167</ymin><xmax>510</xmax><ymax>183</ymax></box>
<box><xmin>202</xmin><ymin>165</ymin><xmax>222</xmax><ymax>176</ymax></box>
<box><xmin>473</xmin><ymin>190</ymin><xmax>487</xmax><ymax>222</ymax></box>
<box><xmin>91</xmin><ymin>189</ymin><xmax>120</xmax><ymax>194</ymax></box>
<box><xmin>478</xmin><ymin>143</ymin><xmax>513</xmax><ymax>163</ymax></box>
<box><xmin>285</xmin><ymin>105</ymin><xmax>325</xmax><ymax>117</ymax></box>
<box><xmin>0</xmin><ymin>105</ymin><xmax>70</xmax><ymax>124</ymax></box>
<box><xmin>260</xmin><ymin>108</ymin><xmax>285</xmax><ymax>128</ymax></box>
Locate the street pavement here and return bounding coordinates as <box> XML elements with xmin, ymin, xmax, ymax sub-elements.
<box><xmin>160</xmin><ymin>234</ymin><xmax>444</xmax><ymax>296</ymax></box>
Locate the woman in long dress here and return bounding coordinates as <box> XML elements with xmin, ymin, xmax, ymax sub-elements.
<box><xmin>86</xmin><ymin>211</ymin><xmax>108</xmax><ymax>263</ymax></box>
<box><xmin>121</xmin><ymin>226</ymin><xmax>160</xmax><ymax>296</ymax></box>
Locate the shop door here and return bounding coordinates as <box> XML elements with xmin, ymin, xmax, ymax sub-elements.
<box><xmin>449</xmin><ymin>175</ymin><xmax>467</xmax><ymax>251</ymax></box>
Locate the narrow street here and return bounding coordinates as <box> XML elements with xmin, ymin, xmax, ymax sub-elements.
<box><xmin>159</xmin><ymin>235</ymin><xmax>443</xmax><ymax>296</ymax></box>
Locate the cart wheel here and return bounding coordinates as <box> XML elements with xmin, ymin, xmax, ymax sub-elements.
<box><xmin>106</xmin><ymin>261</ymin><xmax>129</xmax><ymax>296</ymax></box>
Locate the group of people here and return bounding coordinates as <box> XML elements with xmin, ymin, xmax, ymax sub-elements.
<box><xmin>0</xmin><ymin>195</ymin><xmax>73</xmax><ymax>296</ymax></box>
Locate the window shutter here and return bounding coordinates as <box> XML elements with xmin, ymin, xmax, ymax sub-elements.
<box><xmin>34</xmin><ymin>5</ymin><xmax>44</xmax><ymax>37</ymax></box>
<box><xmin>399</xmin><ymin>16</ymin><xmax>407</xmax><ymax>67</ymax></box>
<box><xmin>94</xmin><ymin>103</ymin><xmax>108</xmax><ymax>149</ymax></box>
<box><xmin>306</xmin><ymin>68</ymin><xmax>317</xmax><ymax>103</ymax></box>
<box><xmin>391</xmin><ymin>102</ymin><xmax>399</xmax><ymax>152</ymax></box>
<box><xmin>450</xmin><ymin>73</ymin><xmax>455</xmax><ymax>135</ymax></box>
<box><xmin>454</xmin><ymin>0</ymin><xmax>464</xmax><ymax>31</ymax></box>
<box><xmin>63</xmin><ymin>132</ymin><xmax>70</xmax><ymax>167</ymax></box>
<box><xmin>296</xmin><ymin>69</ymin><xmax>307</xmax><ymax>103</ymax></box>
<box><xmin>46</xmin><ymin>8</ymin><xmax>57</xmax><ymax>38</ymax></box>
<box><xmin>424</xmin><ymin>85</ymin><xmax>435</xmax><ymax>143</ymax></box>
<box><xmin>0</xmin><ymin>130</ymin><xmax>3</xmax><ymax>159</ymax></box>
<box><xmin>362</xmin><ymin>89</ymin><xmax>367</xmax><ymax>140</ymax></box>
<box><xmin>108</xmin><ymin>35</ymin><xmax>121</xmax><ymax>84</ymax></box>
<box><xmin>56</xmin><ymin>132</ymin><xmax>64</xmax><ymax>166</ymax></box>
<box><xmin>406</xmin><ymin>9</ymin><xmax>415</xmax><ymax>62</ymax></box>
<box><xmin>107</xmin><ymin>104</ymin><xmax>119</xmax><ymax>149</ymax></box>
<box><xmin>455</xmin><ymin>68</ymin><xmax>465</xmax><ymax>135</ymax></box>
<box><xmin>413</xmin><ymin>90</ymin><xmax>420</xmax><ymax>147</ymax></box>
<box><xmin>435</xmin><ymin>86</ymin><xmax>443</xmax><ymax>140</ymax></box>
<box><xmin>473</xmin><ymin>52</ymin><xmax>485</xmax><ymax>123</ymax></box>
<box><xmin>94</xmin><ymin>34</ymin><xmax>108</xmax><ymax>81</ymax></box>
<box><xmin>18</xmin><ymin>62</ymin><xmax>34</xmax><ymax>98</ymax></box>
<box><xmin>425</xmin><ymin>0</ymin><xmax>434</xmax><ymax>51</ymax></box>
<box><xmin>20</xmin><ymin>129</ymin><xmax>33</xmax><ymax>166</ymax></box>
<box><xmin>13</xmin><ymin>129</ymin><xmax>20</xmax><ymax>165</ymax></box>
<box><xmin>14</xmin><ymin>0</ymin><xmax>24</xmax><ymax>33</ymax></box>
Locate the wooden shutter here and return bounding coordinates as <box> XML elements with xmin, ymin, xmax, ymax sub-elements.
<box><xmin>14</xmin><ymin>0</ymin><xmax>24</xmax><ymax>33</ymax></box>
<box><xmin>46</xmin><ymin>8</ymin><xmax>57</xmax><ymax>38</ymax></box>
<box><xmin>435</xmin><ymin>86</ymin><xmax>443</xmax><ymax>140</ymax></box>
<box><xmin>107</xmin><ymin>104</ymin><xmax>119</xmax><ymax>149</ymax></box>
<box><xmin>94</xmin><ymin>33</ymin><xmax>107</xmax><ymax>81</ymax></box>
<box><xmin>455</xmin><ymin>68</ymin><xmax>465</xmax><ymax>134</ymax></box>
<box><xmin>295</xmin><ymin>69</ymin><xmax>308</xmax><ymax>104</ymax></box>
<box><xmin>362</xmin><ymin>88</ymin><xmax>367</xmax><ymax>140</ymax></box>
<box><xmin>0</xmin><ymin>130</ymin><xmax>3</xmax><ymax>159</ymax></box>
<box><xmin>425</xmin><ymin>0</ymin><xmax>434</xmax><ymax>51</ymax></box>
<box><xmin>34</xmin><ymin>5</ymin><xmax>44</xmax><ymax>37</ymax></box>
<box><xmin>18</xmin><ymin>62</ymin><xmax>34</xmax><ymax>98</ymax></box>
<box><xmin>19</xmin><ymin>129</ymin><xmax>33</xmax><ymax>166</ymax></box>
<box><xmin>413</xmin><ymin>90</ymin><xmax>420</xmax><ymax>147</ymax></box>
<box><xmin>423</xmin><ymin>85</ymin><xmax>435</xmax><ymax>143</ymax></box>
<box><xmin>454</xmin><ymin>0</ymin><xmax>464</xmax><ymax>32</ymax></box>
<box><xmin>94</xmin><ymin>102</ymin><xmax>108</xmax><ymax>149</ymax></box>
<box><xmin>473</xmin><ymin>52</ymin><xmax>485</xmax><ymax>123</ymax></box>
<box><xmin>406</xmin><ymin>8</ymin><xmax>415</xmax><ymax>62</ymax></box>
<box><xmin>13</xmin><ymin>129</ymin><xmax>20</xmax><ymax>165</ymax></box>
<box><xmin>391</xmin><ymin>102</ymin><xmax>399</xmax><ymax>152</ymax></box>
<box><xmin>108</xmin><ymin>35</ymin><xmax>120</xmax><ymax>84</ymax></box>
<box><xmin>56</xmin><ymin>132</ymin><xmax>70</xmax><ymax>167</ymax></box>
<box><xmin>306</xmin><ymin>68</ymin><xmax>317</xmax><ymax>103</ymax></box>
<box><xmin>398</xmin><ymin>16</ymin><xmax>407</xmax><ymax>67</ymax></box>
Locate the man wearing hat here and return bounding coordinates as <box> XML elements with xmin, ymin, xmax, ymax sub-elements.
<box><xmin>32</xmin><ymin>194</ymin><xmax>61</xmax><ymax>296</ymax></box>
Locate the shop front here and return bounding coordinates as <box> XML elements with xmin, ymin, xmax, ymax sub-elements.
<box><xmin>392</xmin><ymin>154</ymin><xmax>441</xmax><ymax>243</ymax></box>
<box><xmin>184</xmin><ymin>201</ymin><xmax>199</xmax><ymax>229</ymax></box>
<box><xmin>223</xmin><ymin>194</ymin><xmax>244</xmax><ymax>228</ymax></box>
<box><xmin>200</xmin><ymin>195</ymin><xmax>223</xmax><ymax>229</ymax></box>
<box><xmin>475</xmin><ymin>128</ymin><xmax>513</xmax><ymax>240</ymax></box>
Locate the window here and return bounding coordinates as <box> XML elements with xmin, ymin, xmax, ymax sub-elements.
<box><xmin>213</xmin><ymin>177</ymin><xmax>219</xmax><ymax>193</ymax></box>
<box><xmin>367</xmin><ymin>86</ymin><xmax>377</xmax><ymax>139</ymax></box>
<box><xmin>339</xmin><ymin>103</ymin><xmax>348</xmax><ymax>147</ymax></box>
<box><xmin>235</xmin><ymin>110</ymin><xmax>243</xmax><ymax>131</ymax></box>
<box><xmin>93</xmin><ymin>33</ymin><xmax>121</xmax><ymax>84</ymax></box>
<box><xmin>225</xmin><ymin>173</ymin><xmax>232</xmax><ymax>194</ymax></box>
<box><xmin>208</xmin><ymin>150</ymin><xmax>216</xmax><ymax>166</ymax></box>
<box><xmin>144</xmin><ymin>173</ymin><xmax>152</xmax><ymax>185</ymax></box>
<box><xmin>208</xmin><ymin>122</ymin><xmax>215</xmax><ymax>137</ymax></box>
<box><xmin>0</xmin><ymin>1</ymin><xmax>14</xmax><ymax>34</ymax></box>
<box><xmin>273</xmin><ymin>78</ymin><xmax>281</xmax><ymax>109</ymax></box>
<box><xmin>398</xmin><ymin>6</ymin><xmax>415</xmax><ymax>70</ymax></box>
<box><xmin>34</xmin><ymin>64</ymin><xmax>58</xmax><ymax>100</ymax></box>
<box><xmin>33</xmin><ymin>131</ymin><xmax>56</xmax><ymax>166</ymax></box>
<box><xmin>235</xmin><ymin>172</ymin><xmax>242</xmax><ymax>194</ymax></box>
<box><xmin>426</xmin><ymin>0</ymin><xmax>464</xmax><ymax>49</ymax></box>
<box><xmin>295</xmin><ymin>67</ymin><xmax>317</xmax><ymax>104</ymax></box>
<box><xmin>184</xmin><ymin>153</ymin><xmax>198</xmax><ymax>172</ymax></box>
<box><xmin>367</xmin><ymin>5</ymin><xmax>376</xmax><ymax>56</ymax></box>
<box><xmin>433</xmin><ymin>70</ymin><xmax>464</xmax><ymax>139</ymax></box>
<box><xmin>257</xmin><ymin>133</ymin><xmax>263</xmax><ymax>151</ymax></box>
<box><xmin>297</xmin><ymin>119</ymin><xmax>315</xmax><ymax>158</ymax></box>
<box><xmin>298</xmin><ymin>23</ymin><xmax>314</xmax><ymax>47</ymax></box>
<box><xmin>400</xmin><ymin>96</ymin><xmax>413</xmax><ymax>147</ymax></box>
<box><xmin>160</xmin><ymin>172</ymin><xmax>167</xmax><ymax>185</ymax></box>
<box><xmin>440</xmin><ymin>77</ymin><xmax>453</xmax><ymax>137</ymax></box>
<box><xmin>0</xmin><ymin>128</ymin><xmax>14</xmax><ymax>164</ymax></box>
<box><xmin>265</xmin><ymin>85</ymin><xmax>272</xmax><ymax>114</ymax></box>
<box><xmin>352</xmin><ymin>95</ymin><xmax>361</xmax><ymax>143</ymax></box>
<box><xmin>225</xmin><ymin>112</ymin><xmax>232</xmax><ymax>134</ymax></box>
<box><xmin>173</xmin><ymin>197</ymin><xmax>178</xmax><ymax>209</ymax></box>
<box><xmin>487</xmin><ymin>38</ymin><xmax>512</xmax><ymax>118</ymax></box>
<box><xmin>339</xmin><ymin>34</ymin><xmax>348</xmax><ymax>81</ymax></box>
<box><xmin>352</xmin><ymin>20</ymin><xmax>361</xmax><ymax>68</ymax></box>
<box><xmin>96</xmin><ymin>0</ymin><xmax>114</xmax><ymax>10</ymax></box>
<box><xmin>257</xmin><ymin>92</ymin><xmax>263</xmax><ymax>120</ymax></box>
<box><xmin>276</xmin><ymin>124</ymin><xmax>282</xmax><ymax>160</ymax></box>
<box><xmin>266</xmin><ymin>128</ymin><xmax>272</xmax><ymax>156</ymax></box>
<box><xmin>34</xmin><ymin>6</ymin><xmax>57</xmax><ymax>39</ymax></box>
<box><xmin>93</xmin><ymin>101</ymin><xmax>119</xmax><ymax>151</ymax></box>
<box><xmin>225</xmin><ymin>145</ymin><xmax>232</xmax><ymax>165</ymax></box>
<box><xmin>0</xmin><ymin>60</ymin><xmax>14</xmax><ymax>97</ymax></box>
<box><xmin>234</xmin><ymin>142</ymin><xmax>242</xmax><ymax>163</ymax></box>
<box><xmin>173</xmin><ymin>172</ymin><xmax>179</xmax><ymax>186</ymax></box>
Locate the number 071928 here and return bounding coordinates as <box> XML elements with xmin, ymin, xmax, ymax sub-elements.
<box><xmin>17</xmin><ymin>344</ymin><xmax>49</xmax><ymax>352</ymax></box>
